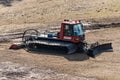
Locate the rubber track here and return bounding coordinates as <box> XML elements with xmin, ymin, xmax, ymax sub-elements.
<box><xmin>25</xmin><ymin>39</ymin><xmax>77</xmax><ymax>54</ymax></box>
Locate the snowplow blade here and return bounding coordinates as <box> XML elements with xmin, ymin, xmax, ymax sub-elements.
<box><xmin>87</xmin><ymin>43</ymin><xmax>113</xmax><ymax>58</ymax></box>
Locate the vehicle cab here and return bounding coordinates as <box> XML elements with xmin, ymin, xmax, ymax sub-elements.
<box><xmin>59</xmin><ymin>20</ymin><xmax>85</xmax><ymax>43</ymax></box>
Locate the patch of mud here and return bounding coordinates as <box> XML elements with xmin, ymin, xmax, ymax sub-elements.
<box><xmin>0</xmin><ymin>62</ymin><xmax>97</xmax><ymax>80</ymax></box>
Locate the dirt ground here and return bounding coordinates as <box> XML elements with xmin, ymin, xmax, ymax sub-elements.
<box><xmin>0</xmin><ymin>62</ymin><xmax>97</xmax><ymax>80</ymax></box>
<box><xmin>0</xmin><ymin>27</ymin><xmax>119</xmax><ymax>80</ymax></box>
<box><xmin>0</xmin><ymin>0</ymin><xmax>120</xmax><ymax>79</ymax></box>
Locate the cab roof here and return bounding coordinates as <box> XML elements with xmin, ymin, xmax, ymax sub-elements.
<box><xmin>62</xmin><ymin>20</ymin><xmax>81</xmax><ymax>25</ymax></box>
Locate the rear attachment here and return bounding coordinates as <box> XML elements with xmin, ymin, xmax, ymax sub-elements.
<box><xmin>87</xmin><ymin>43</ymin><xmax>113</xmax><ymax>58</ymax></box>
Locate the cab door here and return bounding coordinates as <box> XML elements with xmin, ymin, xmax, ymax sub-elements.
<box><xmin>63</xmin><ymin>24</ymin><xmax>73</xmax><ymax>41</ymax></box>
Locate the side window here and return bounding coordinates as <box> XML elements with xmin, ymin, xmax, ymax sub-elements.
<box><xmin>78</xmin><ymin>24</ymin><xmax>84</xmax><ymax>35</ymax></box>
<box><xmin>64</xmin><ymin>25</ymin><xmax>73</xmax><ymax>36</ymax></box>
<box><xmin>73</xmin><ymin>25</ymin><xmax>79</xmax><ymax>36</ymax></box>
<box><xmin>73</xmin><ymin>24</ymin><xmax>84</xmax><ymax>36</ymax></box>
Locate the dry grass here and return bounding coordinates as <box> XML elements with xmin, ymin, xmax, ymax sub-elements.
<box><xmin>0</xmin><ymin>0</ymin><xmax>120</xmax><ymax>26</ymax></box>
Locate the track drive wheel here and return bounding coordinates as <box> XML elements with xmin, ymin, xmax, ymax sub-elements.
<box><xmin>79</xmin><ymin>42</ymin><xmax>88</xmax><ymax>53</ymax></box>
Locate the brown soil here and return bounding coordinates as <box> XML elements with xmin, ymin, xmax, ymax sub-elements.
<box><xmin>0</xmin><ymin>62</ymin><xmax>97</xmax><ymax>80</ymax></box>
<box><xmin>0</xmin><ymin>0</ymin><xmax>120</xmax><ymax>80</ymax></box>
<box><xmin>0</xmin><ymin>27</ymin><xmax>119</xmax><ymax>80</ymax></box>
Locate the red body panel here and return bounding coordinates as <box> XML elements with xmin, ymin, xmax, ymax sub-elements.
<box><xmin>60</xmin><ymin>23</ymin><xmax>64</xmax><ymax>40</ymax></box>
<box><xmin>59</xmin><ymin>22</ymin><xmax>85</xmax><ymax>43</ymax></box>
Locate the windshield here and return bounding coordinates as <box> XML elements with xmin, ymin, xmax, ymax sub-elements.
<box><xmin>64</xmin><ymin>24</ymin><xmax>73</xmax><ymax>36</ymax></box>
<box><xmin>73</xmin><ymin>24</ymin><xmax>84</xmax><ymax>36</ymax></box>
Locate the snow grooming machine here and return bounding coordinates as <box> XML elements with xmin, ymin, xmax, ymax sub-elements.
<box><xmin>22</xmin><ymin>20</ymin><xmax>113</xmax><ymax>58</ymax></box>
